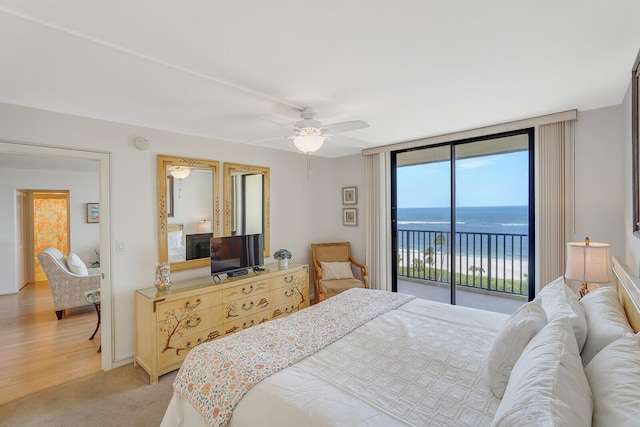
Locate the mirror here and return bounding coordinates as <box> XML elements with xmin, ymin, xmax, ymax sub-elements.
<box><xmin>158</xmin><ymin>155</ymin><xmax>220</xmax><ymax>271</ymax></box>
<box><xmin>223</xmin><ymin>163</ymin><xmax>270</xmax><ymax>258</ymax></box>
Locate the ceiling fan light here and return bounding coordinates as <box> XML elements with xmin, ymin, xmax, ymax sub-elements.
<box><xmin>169</xmin><ymin>166</ymin><xmax>191</xmax><ymax>179</ymax></box>
<box><xmin>293</xmin><ymin>134</ymin><xmax>326</xmax><ymax>153</ymax></box>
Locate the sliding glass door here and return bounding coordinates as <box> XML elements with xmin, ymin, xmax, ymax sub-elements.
<box><xmin>392</xmin><ymin>130</ymin><xmax>534</xmax><ymax>314</ymax></box>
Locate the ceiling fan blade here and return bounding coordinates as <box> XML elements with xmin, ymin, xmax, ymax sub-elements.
<box><xmin>322</xmin><ymin>120</ymin><xmax>369</xmax><ymax>134</ymax></box>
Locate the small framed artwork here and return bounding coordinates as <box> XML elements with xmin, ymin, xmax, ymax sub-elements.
<box><xmin>343</xmin><ymin>208</ymin><xmax>358</xmax><ymax>226</ymax></box>
<box><xmin>86</xmin><ymin>203</ymin><xmax>100</xmax><ymax>223</ymax></box>
<box><xmin>342</xmin><ymin>186</ymin><xmax>357</xmax><ymax>205</ymax></box>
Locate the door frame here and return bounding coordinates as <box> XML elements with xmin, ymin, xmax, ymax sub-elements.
<box><xmin>391</xmin><ymin>128</ymin><xmax>535</xmax><ymax>303</ymax></box>
<box><xmin>0</xmin><ymin>140</ymin><xmax>112</xmax><ymax>370</ymax></box>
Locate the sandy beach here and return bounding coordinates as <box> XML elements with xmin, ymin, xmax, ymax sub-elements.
<box><xmin>398</xmin><ymin>250</ymin><xmax>528</xmax><ymax>280</ymax></box>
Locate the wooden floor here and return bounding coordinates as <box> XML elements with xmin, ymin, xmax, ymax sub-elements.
<box><xmin>0</xmin><ymin>281</ymin><xmax>101</xmax><ymax>406</ymax></box>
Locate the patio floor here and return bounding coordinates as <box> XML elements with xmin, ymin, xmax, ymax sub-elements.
<box><xmin>397</xmin><ymin>278</ymin><xmax>526</xmax><ymax>315</ymax></box>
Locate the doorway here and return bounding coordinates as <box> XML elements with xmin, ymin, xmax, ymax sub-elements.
<box><xmin>0</xmin><ymin>140</ymin><xmax>112</xmax><ymax>398</ymax></box>
<box><xmin>392</xmin><ymin>129</ymin><xmax>534</xmax><ymax>314</ymax></box>
<box><xmin>28</xmin><ymin>190</ymin><xmax>71</xmax><ymax>282</ymax></box>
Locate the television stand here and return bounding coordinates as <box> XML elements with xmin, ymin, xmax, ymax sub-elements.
<box><xmin>227</xmin><ymin>269</ymin><xmax>249</xmax><ymax>277</ymax></box>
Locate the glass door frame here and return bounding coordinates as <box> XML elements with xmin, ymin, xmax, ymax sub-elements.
<box><xmin>391</xmin><ymin>128</ymin><xmax>535</xmax><ymax>303</ymax></box>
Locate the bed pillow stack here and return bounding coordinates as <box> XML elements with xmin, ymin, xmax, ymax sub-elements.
<box><xmin>533</xmin><ymin>276</ymin><xmax>587</xmax><ymax>351</ymax></box>
<box><xmin>584</xmin><ymin>333</ymin><xmax>640</xmax><ymax>426</ymax></box>
<box><xmin>491</xmin><ymin>317</ymin><xmax>592</xmax><ymax>426</ymax></box>
<box><xmin>579</xmin><ymin>286</ymin><xmax>634</xmax><ymax>365</ymax></box>
<box><xmin>485</xmin><ymin>298</ymin><xmax>547</xmax><ymax>398</ymax></box>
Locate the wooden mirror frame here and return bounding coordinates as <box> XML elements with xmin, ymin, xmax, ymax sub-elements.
<box><xmin>633</xmin><ymin>49</ymin><xmax>640</xmax><ymax>237</ymax></box>
<box><xmin>223</xmin><ymin>163</ymin><xmax>270</xmax><ymax>258</ymax></box>
<box><xmin>158</xmin><ymin>155</ymin><xmax>221</xmax><ymax>271</ymax></box>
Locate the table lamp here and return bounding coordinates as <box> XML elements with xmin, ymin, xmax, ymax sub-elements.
<box><xmin>565</xmin><ymin>237</ymin><xmax>612</xmax><ymax>297</ymax></box>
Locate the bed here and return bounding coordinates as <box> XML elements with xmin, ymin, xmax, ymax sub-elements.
<box><xmin>167</xmin><ymin>223</ymin><xmax>186</xmax><ymax>263</ymax></box>
<box><xmin>161</xmin><ymin>256</ymin><xmax>640</xmax><ymax>426</ymax></box>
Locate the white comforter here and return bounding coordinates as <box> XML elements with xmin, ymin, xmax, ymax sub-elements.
<box><xmin>161</xmin><ymin>298</ymin><xmax>508</xmax><ymax>427</ymax></box>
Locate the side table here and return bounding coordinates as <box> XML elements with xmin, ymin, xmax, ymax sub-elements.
<box><xmin>83</xmin><ymin>289</ymin><xmax>101</xmax><ymax>353</ymax></box>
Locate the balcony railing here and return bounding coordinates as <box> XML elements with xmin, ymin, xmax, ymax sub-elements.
<box><xmin>397</xmin><ymin>229</ymin><xmax>528</xmax><ymax>296</ymax></box>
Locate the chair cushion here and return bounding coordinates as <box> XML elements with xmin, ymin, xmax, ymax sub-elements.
<box><xmin>321</xmin><ymin>261</ymin><xmax>354</xmax><ymax>280</ymax></box>
<box><xmin>67</xmin><ymin>253</ymin><xmax>89</xmax><ymax>276</ymax></box>
<box><xmin>320</xmin><ymin>278</ymin><xmax>365</xmax><ymax>294</ymax></box>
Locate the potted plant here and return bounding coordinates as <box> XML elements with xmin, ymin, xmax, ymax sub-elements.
<box><xmin>273</xmin><ymin>249</ymin><xmax>292</xmax><ymax>269</ymax></box>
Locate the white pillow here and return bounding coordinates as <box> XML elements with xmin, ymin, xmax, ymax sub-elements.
<box><xmin>167</xmin><ymin>230</ymin><xmax>183</xmax><ymax>249</ymax></box>
<box><xmin>321</xmin><ymin>262</ymin><xmax>354</xmax><ymax>280</ymax></box>
<box><xmin>535</xmin><ymin>276</ymin><xmax>588</xmax><ymax>351</ymax></box>
<box><xmin>486</xmin><ymin>298</ymin><xmax>548</xmax><ymax>398</ymax></box>
<box><xmin>579</xmin><ymin>286</ymin><xmax>634</xmax><ymax>365</ymax></box>
<box><xmin>67</xmin><ymin>252</ymin><xmax>88</xmax><ymax>276</ymax></box>
<box><xmin>584</xmin><ymin>334</ymin><xmax>640</xmax><ymax>427</ymax></box>
<box><xmin>491</xmin><ymin>317</ymin><xmax>592</xmax><ymax>427</ymax></box>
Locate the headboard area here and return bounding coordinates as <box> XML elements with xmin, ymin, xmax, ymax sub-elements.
<box><xmin>611</xmin><ymin>256</ymin><xmax>640</xmax><ymax>333</ymax></box>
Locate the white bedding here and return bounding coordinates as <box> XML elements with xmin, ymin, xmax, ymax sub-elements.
<box><xmin>161</xmin><ymin>298</ymin><xmax>508</xmax><ymax>427</ymax></box>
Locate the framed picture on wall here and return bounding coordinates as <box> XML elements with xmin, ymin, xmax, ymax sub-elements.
<box><xmin>86</xmin><ymin>203</ymin><xmax>99</xmax><ymax>223</ymax></box>
<box><xmin>342</xmin><ymin>186</ymin><xmax>357</xmax><ymax>205</ymax></box>
<box><xmin>632</xmin><ymin>48</ymin><xmax>640</xmax><ymax>237</ymax></box>
<box><xmin>343</xmin><ymin>208</ymin><xmax>358</xmax><ymax>226</ymax></box>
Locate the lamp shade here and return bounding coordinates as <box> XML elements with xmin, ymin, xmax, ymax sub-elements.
<box><xmin>197</xmin><ymin>219</ymin><xmax>212</xmax><ymax>233</ymax></box>
<box><xmin>565</xmin><ymin>240</ymin><xmax>612</xmax><ymax>284</ymax></box>
<box><xmin>293</xmin><ymin>134</ymin><xmax>326</xmax><ymax>153</ymax></box>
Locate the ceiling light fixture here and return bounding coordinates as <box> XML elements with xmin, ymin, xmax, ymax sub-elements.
<box><xmin>168</xmin><ymin>166</ymin><xmax>191</xmax><ymax>180</ymax></box>
<box><xmin>288</xmin><ymin>127</ymin><xmax>329</xmax><ymax>153</ymax></box>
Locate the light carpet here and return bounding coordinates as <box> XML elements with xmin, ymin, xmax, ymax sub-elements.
<box><xmin>0</xmin><ymin>363</ymin><xmax>176</xmax><ymax>426</ymax></box>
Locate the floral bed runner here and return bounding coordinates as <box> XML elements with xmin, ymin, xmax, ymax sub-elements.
<box><xmin>172</xmin><ymin>288</ymin><xmax>415</xmax><ymax>427</ymax></box>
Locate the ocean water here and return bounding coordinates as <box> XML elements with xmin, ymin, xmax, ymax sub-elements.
<box><xmin>397</xmin><ymin>206</ymin><xmax>529</xmax><ymax>260</ymax></box>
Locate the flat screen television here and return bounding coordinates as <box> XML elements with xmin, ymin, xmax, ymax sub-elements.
<box><xmin>210</xmin><ymin>233</ymin><xmax>263</xmax><ymax>277</ymax></box>
<box><xmin>185</xmin><ymin>233</ymin><xmax>213</xmax><ymax>260</ymax></box>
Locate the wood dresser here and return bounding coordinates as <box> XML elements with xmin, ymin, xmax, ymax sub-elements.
<box><xmin>134</xmin><ymin>263</ymin><xmax>309</xmax><ymax>383</ymax></box>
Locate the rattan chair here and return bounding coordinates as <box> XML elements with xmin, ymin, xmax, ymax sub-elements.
<box><xmin>311</xmin><ymin>242</ymin><xmax>369</xmax><ymax>303</ymax></box>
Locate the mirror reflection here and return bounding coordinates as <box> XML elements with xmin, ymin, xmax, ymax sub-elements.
<box><xmin>158</xmin><ymin>155</ymin><xmax>220</xmax><ymax>271</ymax></box>
<box><xmin>223</xmin><ymin>163</ymin><xmax>270</xmax><ymax>258</ymax></box>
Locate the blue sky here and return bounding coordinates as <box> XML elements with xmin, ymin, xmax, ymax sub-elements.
<box><xmin>397</xmin><ymin>151</ymin><xmax>529</xmax><ymax>208</ymax></box>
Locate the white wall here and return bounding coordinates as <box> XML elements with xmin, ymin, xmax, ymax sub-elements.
<box><xmin>0</xmin><ymin>102</ymin><xmax>335</xmax><ymax>363</ymax></box>
<box><xmin>573</xmin><ymin>106</ymin><xmax>625</xmax><ymax>257</ymax></box>
<box><xmin>0</xmin><ymin>166</ymin><xmax>100</xmax><ymax>294</ymax></box>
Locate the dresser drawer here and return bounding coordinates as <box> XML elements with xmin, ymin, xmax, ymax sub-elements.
<box><xmin>157</xmin><ymin>292</ymin><xmax>222</xmax><ymax>318</ymax></box>
<box><xmin>270</xmin><ymin>269</ymin><xmax>307</xmax><ymax>291</ymax></box>
<box><xmin>268</xmin><ymin>302</ymin><xmax>300</xmax><ymax>320</ymax></box>
<box><xmin>270</xmin><ymin>284</ymin><xmax>307</xmax><ymax>307</ymax></box>
<box><xmin>223</xmin><ymin>312</ymin><xmax>270</xmax><ymax>336</ymax></box>
<box><xmin>159</xmin><ymin>325</ymin><xmax>224</xmax><ymax>368</ymax></box>
<box><xmin>223</xmin><ymin>292</ymin><xmax>270</xmax><ymax>321</ymax></box>
<box><xmin>222</xmin><ymin>279</ymin><xmax>269</xmax><ymax>302</ymax></box>
<box><xmin>158</xmin><ymin>304</ymin><xmax>224</xmax><ymax>343</ymax></box>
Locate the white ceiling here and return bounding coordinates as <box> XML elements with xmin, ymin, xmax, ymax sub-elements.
<box><xmin>1</xmin><ymin>1</ymin><xmax>639</xmax><ymax>158</ymax></box>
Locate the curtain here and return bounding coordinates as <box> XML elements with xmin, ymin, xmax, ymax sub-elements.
<box><xmin>364</xmin><ymin>152</ymin><xmax>392</xmax><ymax>291</ymax></box>
<box><xmin>536</xmin><ymin>121</ymin><xmax>574</xmax><ymax>289</ymax></box>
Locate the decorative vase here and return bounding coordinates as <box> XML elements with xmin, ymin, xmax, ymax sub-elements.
<box><xmin>278</xmin><ymin>258</ymin><xmax>288</xmax><ymax>269</ymax></box>
<box><xmin>155</xmin><ymin>262</ymin><xmax>172</xmax><ymax>290</ymax></box>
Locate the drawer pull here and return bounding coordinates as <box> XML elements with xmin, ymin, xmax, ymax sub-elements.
<box><xmin>242</xmin><ymin>301</ymin><xmax>254</xmax><ymax>310</ymax></box>
<box><xmin>242</xmin><ymin>320</ymin><xmax>255</xmax><ymax>329</ymax></box>
<box><xmin>186</xmin><ymin>338</ymin><xmax>202</xmax><ymax>349</ymax></box>
<box><xmin>185</xmin><ymin>298</ymin><xmax>201</xmax><ymax>309</ymax></box>
<box><xmin>284</xmin><ymin>288</ymin><xmax>294</xmax><ymax>297</ymax></box>
<box><xmin>285</xmin><ymin>305</ymin><xmax>296</xmax><ymax>313</ymax></box>
<box><xmin>284</xmin><ymin>275</ymin><xmax>294</xmax><ymax>283</ymax></box>
<box><xmin>186</xmin><ymin>316</ymin><xmax>202</xmax><ymax>328</ymax></box>
<box><xmin>242</xmin><ymin>285</ymin><xmax>254</xmax><ymax>294</ymax></box>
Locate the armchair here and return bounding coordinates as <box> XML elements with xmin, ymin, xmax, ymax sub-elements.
<box><xmin>37</xmin><ymin>247</ymin><xmax>100</xmax><ymax>320</ymax></box>
<box><xmin>311</xmin><ymin>242</ymin><xmax>369</xmax><ymax>303</ymax></box>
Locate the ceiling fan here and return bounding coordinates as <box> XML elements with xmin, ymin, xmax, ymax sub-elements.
<box><xmin>285</xmin><ymin>108</ymin><xmax>369</xmax><ymax>153</ymax></box>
